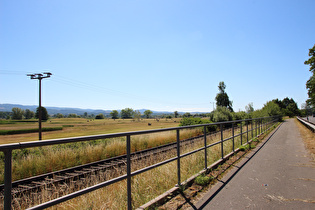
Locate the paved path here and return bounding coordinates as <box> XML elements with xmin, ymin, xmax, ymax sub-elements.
<box><xmin>190</xmin><ymin>118</ymin><xmax>315</xmax><ymax>210</ymax></box>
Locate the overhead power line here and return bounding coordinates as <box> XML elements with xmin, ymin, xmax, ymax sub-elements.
<box><xmin>1</xmin><ymin>70</ymin><xmax>210</xmax><ymax>107</ymax></box>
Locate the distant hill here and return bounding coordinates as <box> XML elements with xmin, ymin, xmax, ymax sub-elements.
<box><xmin>0</xmin><ymin>104</ymin><xmax>200</xmax><ymax>116</ymax></box>
<box><xmin>0</xmin><ymin>103</ymin><xmax>108</xmax><ymax>115</ymax></box>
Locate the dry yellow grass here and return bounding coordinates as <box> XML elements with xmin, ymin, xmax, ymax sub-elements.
<box><xmin>295</xmin><ymin>118</ymin><xmax>315</xmax><ymax>162</ymax></box>
<box><xmin>0</xmin><ymin>128</ymin><xmax>203</xmax><ymax>184</ymax></box>
<box><xmin>0</xmin><ymin>118</ymin><xmax>181</xmax><ymax>144</ymax></box>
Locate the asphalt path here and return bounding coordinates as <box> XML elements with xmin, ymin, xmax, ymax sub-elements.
<box><xmin>189</xmin><ymin>118</ymin><xmax>315</xmax><ymax>210</ymax></box>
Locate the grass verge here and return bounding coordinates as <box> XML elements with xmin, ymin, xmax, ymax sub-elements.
<box><xmin>295</xmin><ymin>118</ymin><xmax>315</xmax><ymax>162</ymax></box>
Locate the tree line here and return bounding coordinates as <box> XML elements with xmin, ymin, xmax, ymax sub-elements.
<box><xmin>0</xmin><ymin>107</ymin><xmax>49</xmax><ymax>120</ymax></box>
<box><xmin>0</xmin><ymin>107</ymin><xmax>181</xmax><ymax>120</ymax></box>
<box><xmin>305</xmin><ymin>44</ymin><xmax>315</xmax><ymax>113</ymax></box>
<box><xmin>180</xmin><ymin>81</ymin><xmax>302</xmax><ymax>128</ymax></box>
<box><xmin>0</xmin><ymin>94</ymin><xmax>303</xmax><ymax>121</ymax></box>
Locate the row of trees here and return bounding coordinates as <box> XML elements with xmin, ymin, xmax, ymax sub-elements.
<box><xmin>5</xmin><ymin>107</ymin><xmax>49</xmax><ymax>120</ymax></box>
<box><xmin>108</xmin><ymin>109</ymin><xmax>178</xmax><ymax>120</ymax></box>
<box><xmin>180</xmin><ymin>81</ymin><xmax>302</xmax><ymax>128</ymax></box>
<box><xmin>1</xmin><ymin>107</ymin><xmax>181</xmax><ymax>121</ymax></box>
<box><xmin>305</xmin><ymin>44</ymin><xmax>315</xmax><ymax>110</ymax></box>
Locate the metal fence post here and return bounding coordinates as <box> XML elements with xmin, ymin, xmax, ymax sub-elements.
<box><xmin>251</xmin><ymin>119</ymin><xmax>253</xmax><ymax>139</ymax></box>
<box><xmin>220</xmin><ymin>124</ymin><xmax>224</xmax><ymax>159</ymax></box>
<box><xmin>232</xmin><ymin>123</ymin><xmax>235</xmax><ymax>152</ymax></box>
<box><xmin>4</xmin><ymin>149</ymin><xmax>12</xmax><ymax>210</ymax></box>
<box><xmin>247</xmin><ymin>120</ymin><xmax>249</xmax><ymax>143</ymax></box>
<box><xmin>240</xmin><ymin>122</ymin><xmax>243</xmax><ymax>145</ymax></box>
<box><xmin>204</xmin><ymin>126</ymin><xmax>207</xmax><ymax>169</ymax></box>
<box><xmin>126</xmin><ymin>135</ymin><xmax>132</xmax><ymax>210</ymax></box>
<box><xmin>176</xmin><ymin>129</ymin><xmax>181</xmax><ymax>186</ymax></box>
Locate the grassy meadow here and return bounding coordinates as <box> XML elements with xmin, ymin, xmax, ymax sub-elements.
<box><xmin>0</xmin><ymin>118</ymin><xmax>181</xmax><ymax>144</ymax></box>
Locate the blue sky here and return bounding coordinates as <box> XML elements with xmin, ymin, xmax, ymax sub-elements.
<box><xmin>1</xmin><ymin>0</ymin><xmax>314</xmax><ymax>113</ymax></box>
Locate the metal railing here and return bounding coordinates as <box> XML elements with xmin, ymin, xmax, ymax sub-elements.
<box><xmin>297</xmin><ymin>116</ymin><xmax>315</xmax><ymax>132</ymax></box>
<box><xmin>0</xmin><ymin>116</ymin><xmax>279</xmax><ymax>209</ymax></box>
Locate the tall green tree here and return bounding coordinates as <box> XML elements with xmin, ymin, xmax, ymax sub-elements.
<box><xmin>215</xmin><ymin>81</ymin><xmax>233</xmax><ymax>112</ymax></box>
<box><xmin>182</xmin><ymin>112</ymin><xmax>192</xmax><ymax>118</ymax></box>
<box><xmin>174</xmin><ymin>111</ymin><xmax>179</xmax><ymax>118</ymax></box>
<box><xmin>68</xmin><ymin>113</ymin><xmax>78</xmax><ymax>118</ymax></box>
<box><xmin>11</xmin><ymin>107</ymin><xmax>24</xmax><ymax>120</ymax></box>
<box><xmin>133</xmin><ymin>110</ymin><xmax>141</xmax><ymax>121</ymax></box>
<box><xmin>24</xmin><ymin>109</ymin><xmax>35</xmax><ymax>119</ymax></box>
<box><xmin>110</xmin><ymin>110</ymin><xmax>119</xmax><ymax>119</ymax></box>
<box><xmin>272</xmin><ymin>97</ymin><xmax>299</xmax><ymax>117</ymax></box>
<box><xmin>144</xmin><ymin>110</ymin><xmax>153</xmax><ymax>119</ymax></box>
<box><xmin>260</xmin><ymin>101</ymin><xmax>282</xmax><ymax>117</ymax></box>
<box><xmin>0</xmin><ymin>112</ymin><xmax>10</xmax><ymax>119</ymax></box>
<box><xmin>35</xmin><ymin>107</ymin><xmax>49</xmax><ymax>121</ymax></box>
<box><xmin>245</xmin><ymin>103</ymin><xmax>254</xmax><ymax>114</ymax></box>
<box><xmin>305</xmin><ymin>44</ymin><xmax>315</xmax><ymax>107</ymax></box>
<box><xmin>55</xmin><ymin>113</ymin><xmax>64</xmax><ymax>118</ymax></box>
<box><xmin>120</xmin><ymin>108</ymin><xmax>134</xmax><ymax>119</ymax></box>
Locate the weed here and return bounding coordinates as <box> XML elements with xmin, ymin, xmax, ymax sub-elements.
<box><xmin>252</xmin><ymin>138</ymin><xmax>259</xmax><ymax>142</ymax></box>
<box><xmin>195</xmin><ymin>174</ymin><xmax>213</xmax><ymax>186</ymax></box>
<box><xmin>239</xmin><ymin>145</ymin><xmax>246</xmax><ymax>151</ymax></box>
<box><xmin>250</xmin><ymin>144</ymin><xmax>256</xmax><ymax>149</ymax></box>
<box><xmin>239</xmin><ymin>144</ymin><xmax>250</xmax><ymax>151</ymax></box>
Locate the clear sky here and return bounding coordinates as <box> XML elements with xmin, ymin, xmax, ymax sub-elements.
<box><xmin>1</xmin><ymin>0</ymin><xmax>314</xmax><ymax>113</ymax></box>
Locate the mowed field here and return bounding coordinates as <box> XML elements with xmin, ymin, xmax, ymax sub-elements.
<box><xmin>0</xmin><ymin>118</ymin><xmax>181</xmax><ymax>145</ymax></box>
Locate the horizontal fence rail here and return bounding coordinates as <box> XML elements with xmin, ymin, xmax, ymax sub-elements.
<box><xmin>0</xmin><ymin>116</ymin><xmax>279</xmax><ymax>209</ymax></box>
<box><xmin>297</xmin><ymin>116</ymin><xmax>315</xmax><ymax>132</ymax></box>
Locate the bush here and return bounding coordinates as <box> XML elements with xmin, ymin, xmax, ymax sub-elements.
<box><xmin>239</xmin><ymin>145</ymin><xmax>249</xmax><ymax>151</ymax></box>
<box><xmin>95</xmin><ymin>113</ymin><xmax>105</xmax><ymax>119</ymax></box>
<box><xmin>179</xmin><ymin>117</ymin><xmax>217</xmax><ymax>132</ymax></box>
<box><xmin>195</xmin><ymin>174</ymin><xmax>213</xmax><ymax>186</ymax></box>
<box><xmin>210</xmin><ymin>106</ymin><xmax>233</xmax><ymax>122</ymax></box>
<box><xmin>0</xmin><ymin>127</ymin><xmax>63</xmax><ymax>135</ymax></box>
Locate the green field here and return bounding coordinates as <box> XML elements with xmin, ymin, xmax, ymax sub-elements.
<box><xmin>0</xmin><ymin>118</ymin><xmax>181</xmax><ymax>144</ymax></box>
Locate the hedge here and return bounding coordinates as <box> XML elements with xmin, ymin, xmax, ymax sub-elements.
<box><xmin>0</xmin><ymin>127</ymin><xmax>63</xmax><ymax>135</ymax></box>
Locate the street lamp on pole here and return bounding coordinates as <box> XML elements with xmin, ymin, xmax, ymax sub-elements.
<box><xmin>27</xmin><ymin>72</ymin><xmax>52</xmax><ymax>140</ymax></box>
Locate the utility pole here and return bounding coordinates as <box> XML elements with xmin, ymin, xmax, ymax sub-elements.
<box><xmin>210</xmin><ymin>102</ymin><xmax>215</xmax><ymax>111</ymax></box>
<box><xmin>27</xmin><ymin>72</ymin><xmax>52</xmax><ymax>140</ymax></box>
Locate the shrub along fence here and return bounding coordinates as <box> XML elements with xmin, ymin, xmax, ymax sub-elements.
<box><xmin>0</xmin><ymin>116</ymin><xmax>279</xmax><ymax>210</ymax></box>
